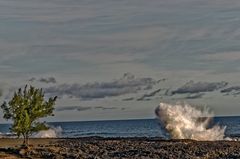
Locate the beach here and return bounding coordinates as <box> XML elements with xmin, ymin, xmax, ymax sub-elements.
<box><xmin>0</xmin><ymin>137</ymin><xmax>240</xmax><ymax>158</ymax></box>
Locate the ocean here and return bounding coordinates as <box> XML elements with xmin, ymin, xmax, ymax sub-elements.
<box><xmin>0</xmin><ymin>117</ymin><xmax>240</xmax><ymax>138</ymax></box>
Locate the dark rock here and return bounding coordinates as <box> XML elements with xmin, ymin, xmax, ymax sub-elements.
<box><xmin>1</xmin><ymin>138</ymin><xmax>240</xmax><ymax>158</ymax></box>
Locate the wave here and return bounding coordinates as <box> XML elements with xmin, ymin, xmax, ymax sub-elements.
<box><xmin>155</xmin><ymin>102</ymin><xmax>226</xmax><ymax>141</ymax></box>
<box><xmin>34</xmin><ymin>126</ymin><xmax>62</xmax><ymax>138</ymax></box>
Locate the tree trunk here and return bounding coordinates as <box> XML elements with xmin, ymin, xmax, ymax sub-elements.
<box><xmin>23</xmin><ymin>135</ymin><xmax>26</xmax><ymax>145</ymax></box>
<box><xmin>26</xmin><ymin>135</ymin><xmax>29</xmax><ymax>146</ymax></box>
<box><xmin>22</xmin><ymin>134</ymin><xmax>29</xmax><ymax>146</ymax></box>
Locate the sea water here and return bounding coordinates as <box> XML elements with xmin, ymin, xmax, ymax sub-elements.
<box><xmin>0</xmin><ymin>117</ymin><xmax>240</xmax><ymax>138</ymax></box>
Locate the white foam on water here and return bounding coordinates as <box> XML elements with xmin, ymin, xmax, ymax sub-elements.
<box><xmin>155</xmin><ymin>102</ymin><xmax>226</xmax><ymax>141</ymax></box>
<box><xmin>34</xmin><ymin>126</ymin><xmax>62</xmax><ymax>138</ymax></box>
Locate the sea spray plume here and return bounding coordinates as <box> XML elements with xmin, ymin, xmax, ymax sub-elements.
<box><xmin>34</xmin><ymin>126</ymin><xmax>62</xmax><ymax>138</ymax></box>
<box><xmin>155</xmin><ymin>102</ymin><xmax>226</xmax><ymax>141</ymax></box>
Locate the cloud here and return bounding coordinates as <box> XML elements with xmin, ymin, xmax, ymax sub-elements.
<box><xmin>232</xmin><ymin>92</ymin><xmax>240</xmax><ymax>97</ymax></box>
<box><xmin>29</xmin><ymin>77</ymin><xmax>57</xmax><ymax>84</ymax></box>
<box><xmin>185</xmin><ymin>93</ymin><xmax>205</xmax><ymax>99</ymax></box>
<box><xmin>56</xmin><ymin>106</ymin><xmax>92</xmax><ymax>112</ymax></box>
<box><xmin>122</xmin><ymin>97</ymin><xmax>134</xmax><ymax>101</ymax></box>
<box><xmin>94</xmin><ymin>106</ymin><xmax>118</xmax><ymax>110</ymax></box>
<box><xmin>172</xmin><ymin>81</ymin><xmax>228</xmax><ymax>94</ymax></box>
<box><xmin>164</xmin><ymin>89</ymin><xmax>172</xmax><ymax>96</ymax></box>
<box><xmin>221</xmin><ymin>86</ymin><xmax>240</xmax><ymax>93</ymax></box>
<box><xmin>221</xmin><ymin>86</ymin><xmax>240</xmax><ymax>96</ymax></box>
<box><xmin>137</xmin><ymin>89</ymin><xmax>161</xmax><ymax>101</ymax></box>
<box><xmin>136</xmin><ymin>98</ymin><xmax>151</xmax><ymax>101</ymax></box>
<box><xmin>56</xmin><ymin>106</ymin><xmax>123</xmax><ymax>111</ymax></box>
<box><xmin>45</xmin><ymin>73</ymin><xmax>160</xmax><ymax>100</ymax></box>
<box><xmin>29</xmin><ymin>77</ymin><xmax>36</xmax><ymax>82</ymax></box>
<box><xmin>39</xmin><ymin>77</ymin><xmax>57</xmax><ymax>84</ymax></box>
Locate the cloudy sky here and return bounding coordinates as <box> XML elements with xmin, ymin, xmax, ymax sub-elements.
<box><xmin>1</xmin><ymin>0</ymin><xmax>240</xmax><ymax>122</ymax></box>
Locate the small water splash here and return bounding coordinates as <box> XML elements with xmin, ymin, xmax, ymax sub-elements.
<box><xmin>155</xmin><ymin>102</ymin><xmax>226</xmax><ymax>141</ymax></box>
<box><xmin>34</xmin><ymin>126</ymin><xmax>62</xmax><ymax>138</ymax></box>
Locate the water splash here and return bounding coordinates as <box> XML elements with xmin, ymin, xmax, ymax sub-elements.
<box><xmin>155</xmin><ymin>102</ymin><xmax>226</xmax><ymax>141</ymax></box>
<box><xmin>34</xmin><ymin>126</ymin><xmax>62</xmax><ymax>138</ymax></box>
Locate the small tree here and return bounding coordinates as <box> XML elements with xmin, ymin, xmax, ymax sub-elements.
<box><xmin>1</xmin><ymin>85</ymin><xmax>57</xmax><ymax>146</ymax></box>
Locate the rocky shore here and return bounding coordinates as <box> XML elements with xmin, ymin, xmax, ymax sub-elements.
<box><xmin>0</xmin><ymin>137</ymin><xmax>240</xmax><ymax>158</ymax></box>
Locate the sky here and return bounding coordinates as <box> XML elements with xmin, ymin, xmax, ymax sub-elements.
<box><xmin>1</xmin><ymin>0</ymin><xmax>240</xmax><ymax>122</ymax></box>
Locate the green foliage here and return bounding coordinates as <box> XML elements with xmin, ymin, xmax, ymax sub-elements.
<box><xmin>1</xmin><ymin>85</ymin><xmax>57</xmax><ymax>145</ymax></box>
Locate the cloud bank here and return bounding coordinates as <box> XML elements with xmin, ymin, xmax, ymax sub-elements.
<box><xmin>45</xmin><ymin>73</ymin><xmax>160</xmax><ymax>100</ymax></box>
<box><xmin>172</xmin><ymin>81</ymin><xmax>228</xmax><ymax>94</ymax></box>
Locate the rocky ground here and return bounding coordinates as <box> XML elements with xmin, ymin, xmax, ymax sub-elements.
<box><xmin>0</xmin><ymin>137</ymin><xmax>240</xmax><ymax>158</ymax></box>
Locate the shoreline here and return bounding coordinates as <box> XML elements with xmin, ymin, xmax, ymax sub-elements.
<box><xmin>0</xmin><ymin>137</ymin><xmax>240</xmax><ymax>158</ymax></box>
